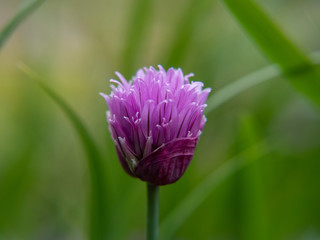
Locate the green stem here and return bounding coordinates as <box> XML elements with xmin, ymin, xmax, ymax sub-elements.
<box><xmin>147</xmin><ymin>183</ymin><xmax>159</xmax><ymax>240</ymax></box>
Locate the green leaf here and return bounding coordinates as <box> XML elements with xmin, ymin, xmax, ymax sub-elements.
<box><xmin>205</xmin><ymin>50</ymin><xmax>320</xmax><ymax>114</ymax></box>
<box><xmin>205</xmin><ymin>64</ymin><xmax>279</xmax><ymax>114</ymax></box>
<box><xmin>235</xmin><ymin>114</ymin><xmax>269</xmax><ymax>240</ymax></box>
<box><xmin>159</xmin><ymin>141</ymin><xmax>272</xmax><ymax>240</ymax></box>
<box><xmin>220</xmin><ymin>0</ymin><xmax>320</xmax><ymax>107</ymax></box>
<box><xmin>0</xmin><ymin>146</ymin><xmax>34</xmax><ymax>231</ymax></box>
<box><xmin>163</xmin><ymin>0</ymin><xmax>213</xmax><ymax>67</ymax></box>
<box><xmin>18</xmin><ymin>64</ymin><xmax>109</xmax><ymax>240</ymax></box>
<box><xmin>121</xmin><ymin>0</ymin><xmax>153</xmax><ymax>77</ymax></box>
<box><xmin>0</xmin><ymin>0</ymin><xmax>46</xmax><ymax>50</ymax></box>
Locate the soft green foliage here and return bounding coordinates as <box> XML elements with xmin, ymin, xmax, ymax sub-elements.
<box><xmin>1</xmin><ymin>0</ymin><xmax>320</xmax><ymax>239</ymax></box>
<box><xmin>19</xmin><ymin>65</ymin><xmax>110</xmax><ymax>240</ymax></box>
<box><xmin>205</xmin><ymin>51</ymin><xmax>320</xmax><ymax>114</ymax></box>
<box><xmin>0</xmin><ymin>0</ymin><xmax>46</xmax><ymax>50</ymax></box>
<box><xmin>160</xmin><ymin>141</ymin><xmax>271</xmax><ymax>240</ymax></box>
<box><xmin>206</xmin><ymin>64</ymin><xmax>280</xmax><ymax>113</ymax></box>
<box><xmin>121</xmin><ymin>0</ymin><xmax>153</xmax><ymax>77</ymax></box>
<box><xmin>221</xmin><ymin>0</ymin><xmax>320</xmax><ymax>107</ymax></box>
<box><xmin>163</xmin><ymin>0</ymin><xmax>212</xmax><ymax>67</ymax></box>
<box><xmin>0</xmin><ymin>146</ymin><xmax>34</xmax><ymax>231</ymax></box>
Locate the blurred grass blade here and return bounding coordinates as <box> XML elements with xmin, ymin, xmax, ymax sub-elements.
<box><xmin>220</xmin><ymin>0</ymin><xmax>320</xmax><ymax>107</ymax></box>
<box><xmin>159</xmin><ymin>141</ymin><xmax>271</xmax><ymax>240</ymax></box>
<box><xmin>0</xmin><ymin>0</ymin><xmax>46</xmax><ymax>50</ymax></box>
<box><xmin>18</xmin><ymin>64</ymin><xmax>109</xmax><ymax>240</ymax></box>
<box><xmin>205</xmin><ymin>50</ymin><xmax>320</xmax><ymax>114</ymax></box>
<box><xmin>236</xmin><ymin>115</ymin><xmax>269</xmax><ymax>240</ymax></box>
<box><xmin>0</xmin><ymin>84</ymin><xmax>47</xmax><ymax>233</ymax></box>
<box><xmin>205</xmin><ymin>64</ymin><xmax>279</xmax><ymax>114</ymax></box>
<box><xmin>0</xmin><ymin>146</ymin><xmax>34</xmax><ymax>231</ymax></box>
<box><xmin>164</xmin><ymin>0</ymin><xmax>212</xmax><ymax>66</ymax></box>
<box><xmin>122</xmin><ymin>0</ymin><xmax>153</xmax><ymax>77</ymax></box>
<box><xmin>221</xmin><ymin>0</ymin><xmax>309</xmax><ymax>71</ymax></box>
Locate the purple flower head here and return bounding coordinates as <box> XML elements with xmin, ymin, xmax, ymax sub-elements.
<box><xmin>101</xmin><ymin>65</ymin><xmax>210</xmax><ymax>185</ymax></box>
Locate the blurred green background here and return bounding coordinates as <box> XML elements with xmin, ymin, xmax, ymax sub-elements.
<box><xmin>1</xmin><ymin>0</ymin><xmax>320</xmax><ymax>239</ymax></box>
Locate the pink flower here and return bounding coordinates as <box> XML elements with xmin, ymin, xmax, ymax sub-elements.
<box><xmin>101</xmin><ymin>65</ymin><xmax>210</xmax><ymax>185</ymax></box>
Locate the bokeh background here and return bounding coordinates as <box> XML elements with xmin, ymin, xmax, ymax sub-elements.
<box><xmin>1</xmin><ymin>0</ymin><xmax>320</xmax><ymax>239</ymax></box>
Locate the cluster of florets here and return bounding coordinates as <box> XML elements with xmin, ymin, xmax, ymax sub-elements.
<box><xmin>101</xmin><ymin>65</ymin><xmax>210</xmax><ymax>185</ymax></box>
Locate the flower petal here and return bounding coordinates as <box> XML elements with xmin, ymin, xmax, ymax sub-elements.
<box><xmin>134</xmin><ymin>137</ymin><xmax>198</xmax><ymax>185</ymax></box>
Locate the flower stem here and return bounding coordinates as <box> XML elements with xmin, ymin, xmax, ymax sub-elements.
<box><xmin>147</xmin><ymin>183</ymin><xmax>159</xmax><ymax>240</ymax></box>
